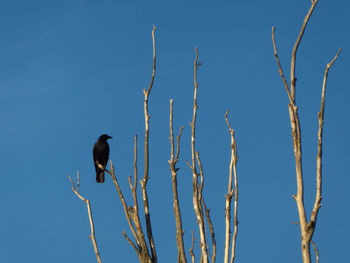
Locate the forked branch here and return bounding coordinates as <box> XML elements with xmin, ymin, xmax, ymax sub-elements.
<box><xmin>68</xmin><ymin>172</ymin><xmax>102</xmax><ymax>263</ymax></box>
<box><xmin>141</xmin><ymin>25</ymin><xmax>157</xmax><ymax>262</ymax></box>
<box><xmin>272</xmin><ymin>0</ymin><xmax>341</xmax><ymax>262</ymax></box>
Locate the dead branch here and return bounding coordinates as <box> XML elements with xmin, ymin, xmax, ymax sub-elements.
<box><xmin>224</xmin><ymin>111</ymin><xmax>233</xmax><ymax>263</ymax></box>
<box><xmin>290</xmin><ymin>0</ymin><xmax>318</xmax><ymax>101</ymax></box>
<box><xmin>311</xmin><ymin>48</ymin><xmax>341</xmax><ymax>225</ymax></box>
<box><xmin>169</xmin><ymin>99</ymin><xmax>187</xmax><ymax>263</ymax></box>
<box><xmin>68</xmin><ymin>172</ymin><xmax>102</xmax><ymax>263</ymax></box>
<box><xmin>311</xmin><ymin>240</ymin><xmax>319</xmax><ymax>263</ymax></box>
<box><xmin>224</xmin><ymin>110</ymin><xmax>239</xmax><ymax>263</ymax></box>
<box><xmin>195</xmin><ymin>152</ymin><xmax>216</xmax><ymax>262</ymax></box>
<box><xmin>272</xmin><ymin>3</ymin><xmax>314</xmax><ymax>262</ymax></box>
<box><xmin>272</xmin><ymin>27</ymin><xmax>294</xmax><ymax>106</ymax></box>
<box><xmin>103</xmin><ymin>161</ymin><xmax>145</xmax><ymax>261</ymax></box>
<box><xmin>140</xmin><ymin>25</ymin><xmax>157</xmax><ymax>263</ymax></box>
<box><xmin>190</xmin><ymin>47</ymin><xmax>208</xmax><ymax>263</ymax></box>
<box><xmin>272</xmin><ymin>1</ymin><xmax>341</xmax><ymax>262</ymax></box>
<box><xmin>123</xmin><ymin>231</ymin><xmax>139</xmax><ymax>255</ymax></box>
<box><xmin>130</xmin><ymin>136</ymin><xmax>151</xmax><ymax>261</ymax></box>
<box><xmin>202</xmin><ymin>199</ymin><xmax>216</xmax><ymax>263</ymax></box>
<box><xmin>190</xmin><ymin>231</ymin><xmax>195</xmax><ymax>263</ymax></box>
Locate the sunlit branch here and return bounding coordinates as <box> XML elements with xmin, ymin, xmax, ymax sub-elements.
<box><xmin>169</xmin><ymin>99</ymin><xmax>186</xmax><ymax>263</ymax></box>
<box><xmin>68</xmin><ymin>172</ymin><xmax>102</xmax><ymax>263</ymax></box>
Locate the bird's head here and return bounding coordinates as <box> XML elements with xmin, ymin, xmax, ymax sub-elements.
<box><xmin>98</xmin><ymin>134</ymin><xmax>113</xmax><ymax>142</ymax></box>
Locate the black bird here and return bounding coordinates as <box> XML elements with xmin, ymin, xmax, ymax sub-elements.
<box><xmin>93</xmin><ymin>134</ymin><xmax>112</xmax><ymax>183</ymax></box>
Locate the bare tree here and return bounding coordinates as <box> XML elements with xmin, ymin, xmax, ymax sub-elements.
<box><xmin>68</xmin><ymin>27</ymin><xmax>241</xmax><ymax>263</ymax></box>
<box><xmin>272</xmin><ymin>0</ymin><xmax>341</xmax><ymax>262</ymax></box>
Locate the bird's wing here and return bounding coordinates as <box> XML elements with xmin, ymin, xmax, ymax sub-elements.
<box><xmin>100</xmin><ymin>143</ymin><xmax>109</xmax><ymax>167</ymax></box>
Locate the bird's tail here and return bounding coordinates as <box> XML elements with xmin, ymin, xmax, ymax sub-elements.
<box><xmin>96</xmin><ymin>172</ymin><xmax>105</xmax><ymax>183</ymax></box>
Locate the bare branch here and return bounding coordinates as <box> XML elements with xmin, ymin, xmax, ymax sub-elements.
<box><xmin>141</xmin><ymin>25</ymin><xmax>157</xmax><ymax>262</ymax></box>
<box><xmin>175</xmin><ymin>128</ymin><xmax>184</xmax><ymax>163</ymax></box>
<box><xmin>77</xmin><ymin>171</ymin><xmax>80</xmax><ymax>192</ymax></box>
<box><xmin>185</xmin><ymin>160</ymin><xmax>192</xmax><ymax>170</ymax></box>
<box><xmin>189</xmin><ymin>231</ymin><xmax>195</xmax><ymax>263</ymax></box>
<box><xmin>290</xmin><ymin>0</ymin><xmax>318</xmax><ymax>101</ymax></box>
<box><xmin>311</xmin><ymin>240</ymin><xmax>319</xmax><ymax>263</ymax></box>
<box><xmin>68</xmin><ymin>172</ymin><xmax>102</xmax><ymax>263</ymax></box>
<box><xmin>196</xmin><ymin>152</ymin><xmax>204</xmax><ymax>203</ymax></box>
<box><xmin>107</xmin><ymin>161</ymin><xmax>142</xmax><ymax>256</ymax></box>
<box><xmin>189</xmin><ymin>47</ymin><xmax>208</xmax><ymax>263</ymax></box>
<box><xmin>134</xmin><ymin>135</ymin><xmax>138</xmax><ymax>190</ymax></box>
<box><xmin>271</xmin><ymin>1</ymin><xmax>341</xmax><ymax>263</ymax></box>
<box><xmin>122</xmin><ymin>231</ymin><xmax>139</xmax><ymax>256</ymax></box>
<box><xmin>310</xmin><ymin>48</ymin><xmax>342</xmax><ymax>226</ymax></box>
<box><xmin>282</xmin><ymin>4</ymin><xmax>320</xmax><ymax>262</ymax></box>
<box><xmin>271</xmin><ymin>27</ymin><xmax>294</xmax><ymax>106</ymax></box>
<box><xmin>104</xmin><ymin>138</ymin><xmax>153</xmax><ymax>262</ymax></box>
<box><xmin>191</xmin><ymin>47</ymin><xmax>200</xmax><ymax>174</ymax></box>
<box><xmin>143</xmin><ymin>25</ymin><xmax>157</xmax><ymax>96</ymax></box>
<box><xmin>230</xmin><ymin>146</ymin><xmax>239</xmax><ymax>263</ymax></box>
<box><xmin>195</xmin><ymin>152</ymin><xmax>215</xmax><ymax>262</ymax></box>
<box><xmin>202</xmin><ymin>199</ymin><xmax>216</xmax><ymax>263</ymax></box>
<box><xmin>169</xmin><ymin>99</ymin><xmax>187</xmax><ymax>263</ymax></box>
<box><xmin>130</xmin><ymin>137</ymin><xmax>150</xmax><ymax>260</ymax></box>
<box><xmin>224</xmin><ymin>111</ymin><xmax>239</xmax><ymax>263</ymax></box>
<box><xmin>68</xmin><ymin>175</ymin><xmax>75</xmax><ymax>191</ymax></box>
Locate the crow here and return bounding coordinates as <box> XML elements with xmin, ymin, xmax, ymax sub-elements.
<box><xmin>93</xmin><ymin>134</ymin><xmax>112</xmax><ymax>183</ymax></box>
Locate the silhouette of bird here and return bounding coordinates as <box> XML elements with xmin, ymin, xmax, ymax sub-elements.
<box><xmin>93</xmin><ymin>134</ymin><xmax>112</xmax><ymax>183</ymax></box>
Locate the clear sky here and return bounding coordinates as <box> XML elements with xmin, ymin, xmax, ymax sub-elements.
<box><xmin>0</xmin><ymin>0</ymin><xmax>349</xmax><ymax>262</ymax></box>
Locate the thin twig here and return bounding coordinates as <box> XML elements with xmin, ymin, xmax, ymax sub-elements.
<box><xmin>134</xmin><ymin>135</ymin><xmax>138</xmax><ymax>190</ymax></box>
<box><xmin>169</xmin><ymin>99</ymin><xmax>187</xmax><ymax>263</ymax></box>
<box><xmin>68</xmin><ymin>172</ymin><xmax>102</xmax><ymax>263</ymax></box>
<box><xmin>290</xmin><ymin>0</ymin><xmax>319</xmax><ymax>101</ymax></box>
<box><xmin>189</xmin><ymin>231</ymin><xmax>195</xmax><ymax>263</ymax></box>
<box><xmin>311</xmin><ymin>240</ymin><xmax>319</xmax><ymax>263</ymax></box>
<box><xmin>272</xmin><ymin>27</ymin><xmax>294</xmax><ymax>106</ymax></box>
<box><xmin>122</xmin><ymin>231</ymin><xmax>139</xmax><ymax>255</ymax></box>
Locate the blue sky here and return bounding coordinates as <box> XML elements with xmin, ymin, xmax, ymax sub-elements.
<box><xmin>0</xmin><ymin>0</ymin><xmax>349</xmax><ymax>262</ymax></box>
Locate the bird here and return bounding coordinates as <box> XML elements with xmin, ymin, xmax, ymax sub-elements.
<box><xmin>93</xmin><ymin>134</ymin><xmax>112</xmax><ymax>183</ymax></box>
